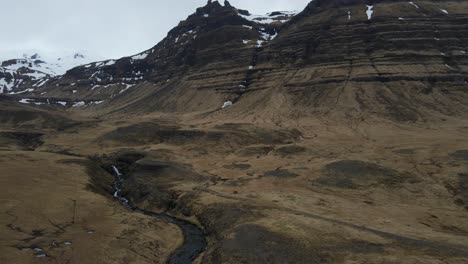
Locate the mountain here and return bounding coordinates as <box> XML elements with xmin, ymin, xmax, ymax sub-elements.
<box><xmin>0</xmin><ymin>52</ymin><xmax>104</xmax><ymax>94</ymax></box>
<box><xmin>13</xmin><ymin>0</ymin><xmax>467</xmax><ymax>122</ymax></box>
<box><xmin>6</xmin><ymin>0</ymin><xmax>300</xmax><ymax>109</ymax></box>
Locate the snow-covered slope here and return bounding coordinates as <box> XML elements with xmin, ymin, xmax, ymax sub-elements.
<box><xmin>237</xmin><ymin>10</ymin><xmax>298</xmax><ymax>25</ymax></box>
<box><xmin>0</xmin><ymin>52</ymin><xmax>104</xmax><ymax>94</ymax></box>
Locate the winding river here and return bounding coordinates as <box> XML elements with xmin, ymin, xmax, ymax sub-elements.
<box><xmin>111</xmin><ymin>166</ymin><xmax>207</xmax><ymax>264</ymax></box>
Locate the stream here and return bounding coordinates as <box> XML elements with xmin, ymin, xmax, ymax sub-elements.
<box><xmin>111</xmin><ymin>166</ymin><xmax>207</xmax><ymax>264</ymax></box>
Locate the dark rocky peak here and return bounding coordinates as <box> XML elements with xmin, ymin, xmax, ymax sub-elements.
<box><xmin>1</xmin><ymin>59</ymin><xmax>26</xmax><ymax>67</ymax></box>
<box><xmin>30</xmin><ymin>53</ymin><xmax>40</xmax><ymax>60</ymax></box>
<box><xmin>237</xmin><ymin>9</ymin><xmax>250</xmax><ymax>16</ymax></box>
<box><xmin>196</xmin><ymin>0</ymin><xmax>226</xmax><ymax>15</ymax></box>
<box><xmin>74</xmin><ymin>53</ymin><xmax>85</xmax><ymax>59</ymax></box>
<box><xmin>170</xmin><ymin>1</ymin><xmax>246</xmax><ymax>36</ymax></box>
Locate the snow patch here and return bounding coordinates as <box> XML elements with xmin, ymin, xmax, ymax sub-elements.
<box><xmin>366</xmin><ymin>5</ymin><xmax>374</xmax><ymax>20</ymax></box>
<box><xmin>440</xmin><ymin>9</ymin><xmax>448</xmax><ymax>14</ymax></box>
<box><xmin>72</xmin><ymin>101</ymin><xmax>86</xmax><ymax>108</ymax></box>
<box><xmin>19</xmin><ymin>99</ymin><xmax>32</xmax><ymax>104</ymax></box>
<box><xmin>256</xmin><ymin>40</ymin><xmax>265</xmax><ymax>47</ymax></box>
<box><xmin>222</xmin><ymin>101</ymin><xmax>233</xmax><ymax>109</ymax></box>
<box><xmin>239</xmin><ymin>11</ymin><xmax>298</xmax><ymax>25</ymax></box>
<box><xmin>132</xmin><ymin>53</ymin><xmax>148</xmax><ymax>60</ymax></box>
<box><xmin>0</xmin><ymin>78</ymin><xmax>15</xmax><ymax>93</ymax></box>
<box><xmin>104</xmin><ymin>60</ymin><xmax>116</xmax><ymax>66</ymax></box>
<box><xmin>119</xmin><ymin>84</ymin><xmax>135</xmax><ymax>94</ymax></box>
<box><xmin>9</xmin><ymin>88</ymin><xmax>34</xmax><ymax>94</ymax></box>
<box><xmin>408</xmin><ymin>2</ymin><xmax>419</xmax><ymax>9</ymax></box>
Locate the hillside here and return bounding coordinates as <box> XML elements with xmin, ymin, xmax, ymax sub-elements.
<box><xmin>8</xmin><ymin>0</ymin><xmax>468</xmax><ymax>123</ymax></box>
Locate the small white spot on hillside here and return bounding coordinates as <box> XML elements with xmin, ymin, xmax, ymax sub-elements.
<box><xmin>57</xmin><ymin>101</ymin><xmax>67</xmax><ymax>106</ymax></box>
<box><xmin>366</xmin><ymin>5</ymin><xmax>374</xmax><ymax>20</ymax></box>
<box><xmin>398</xmin><ymin>17</ymin><xmax>405</xmax><ymax>20</ymax></box>
<box><xmin>440</xmin><ymin>9</ymin><xmax>448</xmax><ymax>14</ymax></box>
<box><xmin>175</xmin><ymin>37</ymin><xmax>179</xmax><ymax>43</ymax></box>
<box><xmin>104</xmin><ymin>60</ymin><xmax>116</xmax><ymax>66</ymax></box>
<box><xmin>36</xmin><ymin>79</ymin><xmax>48</xmax><ymax>87</ymax></box>
<box><xmin>249</xmin><ymin>65</ymin><xmax>254</xmax><ymax>70</ymax></box>
<box><xmin>9</xmin><ymin>88</ymin><xmax>34</xmax><ymax>95</ymax></box>
<box><xmin>222</xmin><ymin>101</ymin><xmax>233</xmax><ymax>109</ymax></box>
<box><xmin>72</xmin><ymin>90</ymin><xmax>77</xmax><ymax>94</ymax></box>
<box><xmin>348</xmin><ymin>11</ymin><xmax>351</xmax><ymax>20</ymax></box>
<box><xmin>73</xmin><ymin>101</ymin><xmax>86</xmax><ymax>108</ymax></box>
<box><xmin>243</xmin><ymin>40</ymin><xmax>251</xmax><ymax>44</ymax></box>
<box><xmin>132</xmin><ymin>53</ymin><xmax>148</xmax><ymax>60</ymax></box>
<box><xmin>242</xmin><ymin>25</ymin><xmax>253</xmax><ymax>30</ymax></box>
<box><xmin>0</xmin><ymin>78</ymin><xmax>15</xmax><ymax>93</ymax></box>
<box><xmin>440</xmin><ymin>52</ymin><xmax>446</xmax><ymax>56</ymax></box>
<box><xmin>461</xmin><ymin>51</ymin><xmax>466</xmax><ymax>54</ymax></box>
<box><xmin>408</xmin><ymin>2</ymin><xmax>419</xmax><ymax>9</ymax></box>
<box><xmin>19</xmin><ymin>99</ymin><xmax>31</xmax><ymax>104</ymax></box>
<box><xmin>204</xmin><ymin>14</ymin><xmax>209</xmax><ymax>18</ymax></box>
<box><xmin>434</xmin><ymin>37</ymin><xmax>440</xmax><ymax>40</ymax></box>
<box><xmin>270</xmin><ymin>32</ymin><xmax>278</xmax><ymax>40</ymax></box>
<box><xmin>119</xmin><ymin>84</ymin><xmax>135</xmax><ymax>94</ymax></box>
<box><xmin>256</xmin><ymin>40</ymin><xmax>265</xmax><ymax>47</ymax></box>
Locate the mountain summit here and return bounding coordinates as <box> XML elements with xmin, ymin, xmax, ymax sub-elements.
<box><xmin>0</xmin><ymin>52</ymin><xmax>103</xmax><ymax>94</ymax></box>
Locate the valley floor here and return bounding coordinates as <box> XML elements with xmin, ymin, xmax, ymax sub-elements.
<box><xmin>1</xmin><ymin>107</ymin><xmax>467</xmax><ymax>263</ymax></box>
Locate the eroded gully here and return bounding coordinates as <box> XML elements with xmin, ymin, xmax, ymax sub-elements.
<box><xmin>111</xmin><ymin>166</ymin><xmax>207</xmax><ymax>264</ymax></box>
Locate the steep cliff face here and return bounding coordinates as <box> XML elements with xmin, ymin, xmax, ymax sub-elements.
<box><xmin>16</xmin><ymin>0</ymin><xmax>468</xmax><ymax>122</ymax></box>
<box><xmin>251</xmin><ymin>0</ymin><xmax>468</xmax><ymax>121</ymax></box>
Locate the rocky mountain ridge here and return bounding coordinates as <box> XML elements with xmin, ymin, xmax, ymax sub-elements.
<box><xmin>0</xmin><ymin>52</ymin><xmax>103</xmax><ymax>94</ymax></box>
<box><xmin>7</xmin><ymin>0</ymin><xmax>468</xmax><ymax>122</ymax></box>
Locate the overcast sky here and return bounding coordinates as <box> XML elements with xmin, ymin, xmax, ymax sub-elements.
<box><xmin>1</xmin><ymin>0</ymin><xmax>310</xmax><ymax>61</ymax></box>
